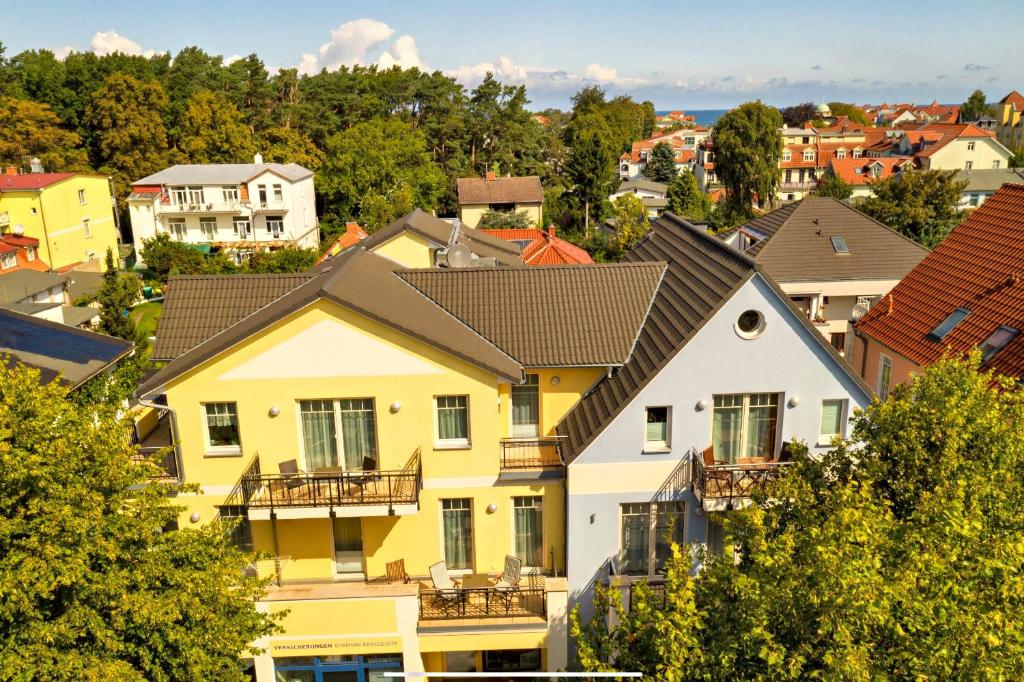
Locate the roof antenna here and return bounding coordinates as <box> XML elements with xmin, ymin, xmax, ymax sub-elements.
<box><xmin>448</xmin><ymin>218</ymin><xmax>462</xmax><ymax>248</ymax></box>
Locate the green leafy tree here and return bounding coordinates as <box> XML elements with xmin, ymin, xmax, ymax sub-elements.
<box><xmin>319</xmin><ymin>118</ymin><xmax>445</xmax><ymax>230</ymax></box>
<box><xmin>860</xmin><ymin>168</ymin><xmax>966</xmax><ymax>247</ymax></box>
<box><xmin>713</xmin><ymin>101</ymin><xmax>783</xmax><ymax>218</ymax></box>
<box><xmin>813</xmin><ymin>172</ymin><xmax>853</xmax><ymax>200</ymax></box>
<box><xmin>178</xmin><ymin>90</ymin><xmax>255</xmax><ymax>163</ymax></box>
<box><xmin>0</xmin><ymin>96</ymin><xmax>89</xmax><ymax>170</ymax></box>
<box><xmin>611</xmin><ymin>193</ymin><xmax>650</xmax><ymax>252</ymax></box>
<box><xmin>139</xmin><ymin>233</ymin><xmax>206</xmax><ymax>282</ymax></box>
<box><xmin>826</xmin><ymin>102</ymin><xmax>871</xmax><ymax>125</ymax></box>
<box><xmin>960</xmin><ymin>89</ymin><xmax>993</xmax><ymax>122</ymax></box>
<box><xmin>644</xmin><ymin>142</ymin><xmax>678</xmax><ymax>183</ymax></box>
<box><xmin>96</xmin><ymin>249</ymin><xmax>140</xmax><ymax>340</ymax></box>
<box><xmin>779</xmin><ymin>102</ymin><xmax>816</xmax><ymax>127</ymax></box>
<box><xmin>256</xmin><ymin>126</ymin><xmax>324</xmax><ymax>171</ymax></box>
<box><xmin>666</xmin><ymin>171</ymin><xmax>711</xmax><ymax>220</ymax></box>
<box><xmin>242</xmin><ymin>247</ymin><xmax>318</xmax><ymax>274</ymax></box>
<box><xmin>466</xmin><ymin>73</ymin><xmax>544</xmax><ymax>178</ymax></box>
<box><xmin>0</xmin><ymin>361</ymin><xmax>280</xmax><ymax>679</ymax></box>
<box><xmin>223</xmin><ymin>54</ymin><xmax>275</xmax><ymax>135</ymax></box>
<box><xmin>566</xmin><ymin>129</ymin><xmax>615</xmax><ymax>233</ymax></box>
<box><xmin>1009</xmin><ymin>146</ymin><xmax>1024</xmax><ymax>169</ymax></box>
<box><xmin>477</xmin><ymin>209</ymin><xmax>534</xmax><ymax>230</ymax></box>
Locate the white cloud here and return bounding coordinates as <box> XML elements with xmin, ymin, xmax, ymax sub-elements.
<box><xmin>583</xmin><ymin>63</ymin><xmax>646</xmax><ymax>87</ymax></box>
<box><xmin>50</xmin><ymin>46</ymin><xmax>75</xmax><ymax>60</ymax></box>
<box><xmin>90</xmin><ymin>30</ymin><xmax>157</xmax><ymax>58</ymax></box>
<box><xmin>225</xmin><ymin>54</ymin><xmax>243</xmax><ymax>66</ymax></box>
<box><xmin>298</xmin><ymin>18</ymin><xmax>403</xmax><ymax>74</ymax></box>
<box><xmin>377</xmin><ymin>35</ymin><xmax>422</xmax><ymax>70</ymax></box>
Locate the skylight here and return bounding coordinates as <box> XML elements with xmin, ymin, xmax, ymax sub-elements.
<box><xmin>830</xmin><ymin>236</ymin><xmax>849</xmax><ymax>254</ymax></box>
<box><xmin>927</xmin><ymin>307</ymin><xmax>970</xmax><ymax>342</ymax></box>
<box><xmin>979</xmin><ymin>325</ymin><xmax>1019</xmax><ymax>362</ymax></box>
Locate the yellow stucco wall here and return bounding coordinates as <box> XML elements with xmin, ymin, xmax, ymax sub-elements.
<box><xmin>370</xmin><ymin>231</ymin><xmax>437</xmax><ymax>268</ymax></box>
<box><xmin>0</xmin><ymin>175</ymin><xmax>118</xmax><ymax>271</ymax></box>
<box><xmin>459</xmin><ymin>203</ymin><xmax>542</xmax><ymax>229</ymax></box>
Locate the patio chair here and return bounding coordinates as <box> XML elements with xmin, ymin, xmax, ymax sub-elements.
<box><xmin>386</xmin><ymin>559</ymin><xmax>410</xmax><ymax>584</ymax></box>
<box><xmin>428</xmin><ymin>561</ymin><xmax>465</xmax><ymax>617</ymax></box>
<box><xmin>491</xmin><ymin>555</ymin><xmax>523</xmax><ymax>612</ymax></box>
<box><xmin>273</xmin><ymin>459</ymin><xmax>307</xmax><ymax>500</ymax></box>
<box><xmin>702</xmin><ymin>447</ymin><xmax>732</xmax><ymax>497</ymax></box>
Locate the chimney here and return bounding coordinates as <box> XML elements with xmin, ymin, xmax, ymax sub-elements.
<box><xmin>486</xmin><ymin>171</ymin><xmax>496</xmax><ymax>181</ymax></box>
<box><xmin>546</xmin><ymin>225</ymin><xmax>557</xmax><ymax>238</ymax></box>
<box><xmin>4</xmin><ymin>167</ymin><xmax>17</xmax><ymax>176</ymax></box>
<box><xmin>29</xmin><ymin>158</ymin><xmax>43</xmax><ymax>174</ymax></box>
<box><xmin>254</xmin><ymin>153</ymin><xmax>263</xmax><ymax>164</ymax></box>
<box><xmin>345</xmin><ymin>222</ymin><xmax>360</xmax><ymax>235</ymax></box>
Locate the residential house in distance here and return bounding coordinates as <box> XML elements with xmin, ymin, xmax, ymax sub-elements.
<box><xmin>609</xmin><ymin>179</ymin><xmax>669</xmax><ymax>218</ymax></box>
<box><xmin>694</xmin><ymin>140</ymin><xmax>718</xmax><ymax>191</ymax></box>
<box><xmin>899</xmin><ymin>123</ymin><xmax>1011</xmax><ymax>171</ymax></box>
<box><xmin>482</xmin><ymin>227</ymin><xmax>592</xmax><ymax>265</ymax></box>
<box><xmin>558</xmin><ymin>213</ymin><xmax>871</xmax><ymax>625</ymax></box>
<box><xmin>827</xmin><ymin>157</ymin><xmax>912</xmax><ymax>199</ymax></box>
<box><xmin>655</xmin><ymin>111</ymin><xmax>696</xmax><ymax>128</ymax></box>
<box><xmin>854</xmin><ymin>183</ymin><xmax>1024</xmax><ymax>397</ymax></box>
<box><xmin>316</xmin><ymin>223</ymin><xmax>369</xmax><ymax>265</ymax></box>
<box><xmin>0</xmin><ymin>166</ymin><xmax>119</xmax><ymax>273</ymax></box>
<box><xmin>0</xmin><ymin>231</ymin><xmax>48</xmax><ymax>273</ymax></box>
<box><xmin>618</xmin><ymin>129</ymin><xmax>708</xmax><ymax>180</ymax></box>
<box><xmin>994</xmin><ymin>90</ymin><xmax>1024</xmax><ymax>151</ymax></box>
<box><xmin>127</xmin><ymin>156</ymin><xmax>318</xmax><ymax>267</ymax></box>
<box><xmin>0</xmin><ymin>307</ymin><xmax>132</xmax><ymax>389</ymax></box>
<box><xmin>955</xmin><ymin>168</ymin><xmax>1024</xmax><ymax>209</ymax></box>
<box><xmin>718</xmin><ymin>197</ymin><xmax>928</xmax><ymax>357</ymax></box>
<box><xmin>135</xmin><ymin>229</ymin><xmax>663</xmax><ymax>678</ymax></box>
<box><xmin>456</xmin><ymin>173</ymin><xmax>543</xmax><ymax>229</ymax></box>
<box><xmin>0</xmin><ymin>269</ymin><xmax>98</xmax><ymax>328</ymax></box>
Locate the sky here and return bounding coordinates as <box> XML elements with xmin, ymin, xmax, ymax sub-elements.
<box><xmin>4</xmin><ymin>0</ymin><xmax>1023</xmax><ymax>110</ymax></box>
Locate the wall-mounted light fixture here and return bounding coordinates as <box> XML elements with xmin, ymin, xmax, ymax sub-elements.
<box><xmin>486</xmin><ymin>503</ymin><xmax>497</xmax><ymax>514</ymax></box>
<box><xmin>550</xmin><ymin>376</ymin><xmax>561</xmax><ymax>386</ymax></box>
<box><xmin>390</xmin><ymin>402</ymin><xmax>402</xmax><ymax>414</ymax></box>
<box><xmin>268</xmin><ymin>405</ymin><xmax>280</xmax><ymax>417</ymax></box>
<box><xmin>788</xmin><ymin>396</ymin><xmax>800</xmax><ymax>408</ymax></box>
<box><xmin>695</xmin><ymin>399</ymin><xmax>708</xmax><ymax>411</ymax></box>
<box><xmin>590</xmin><ymin>513</ymin><xmax>597</xmax><ymax>525</ymax></box>
<box><xmin>190</xmin><ymin>512</ymin><xmax>201</xmax><ymax>523</ymax></box>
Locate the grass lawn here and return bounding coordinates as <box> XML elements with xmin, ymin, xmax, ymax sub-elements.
<box><xmin>131</xmin><ymin>301</ymin><xmax>163</xmax><ymax>339</ymax></box>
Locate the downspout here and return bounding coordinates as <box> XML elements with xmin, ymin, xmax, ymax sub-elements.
<box><xmin>37</xmin><ymin>190</ymin><xmax>54</xmax><ymax>269</ymax></box>
<box><xmin>854</xmin><ymin>327</ymin><xmax>868</xmax><ymax>381</ymax></box>
<box><xmin>136</xmin><ymin>394</ymin><xmax>185</xmax><ymax>486</ymax></box>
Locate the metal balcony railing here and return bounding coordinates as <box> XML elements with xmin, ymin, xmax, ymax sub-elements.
<box><xmin>418</xmin><ymin>578</ymin><xmax>547</xmax><ymax>621</ymax></box>
<box><xmin>499</xmin><ymin>437</ymin><xmax>564</xmax><ymax>470</ymax></box>
<box><xmin>691</xmin><ymin>454</ymin><xmax>792</xmax><ymax>509</ymax></box>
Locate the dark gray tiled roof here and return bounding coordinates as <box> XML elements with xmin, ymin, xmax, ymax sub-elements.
<box><xmin>0</xmin><ymin>270</ymin><xmax>68</xmax><ymax>304</ymax></box>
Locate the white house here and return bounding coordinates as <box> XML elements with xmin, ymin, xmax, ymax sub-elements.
<box><xmin>609</xmin><ymin>179</ymin><xmax>669</xmax><ymax>218</ymax></box>
<box><xmin>556</xmin><ymin>213</ymin><xmax>872</xmax><ymax>625</ymax></box>
<box><xmin>127</xmin><ymin>156</ymin><xmax>318</xmax><ymax>266</ymax></box>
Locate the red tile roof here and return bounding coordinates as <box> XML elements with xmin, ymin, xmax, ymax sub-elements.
<box><xmin>855</xmin><ymin>183</ymin><xmax>1024</xmax><ymax>378</ymax></box>
<box><xmin>914</xmin><ymin>123</ymin><xmax>997</xmax><ymax>158</ymax></box>
<box><xmin>829</xmin><ymin>157</ymin><xmax>911</xmax><ymax>185</ymax></box>
<box><xmin>315</xmin><ymin>223</ymin><xmax>368</xmax><ymax>264</ymax></box>
<box><xmin>0</xmin><ymin>173</ymin><xmax>76</xmax><ymax>191</ymax></box>
<box><xmin>999</xmin><ymin>91</ymin><xmax>1024</xmax><ymax>110</ymax></box>
<box><xmin>482</xmin><ymin>227</ymin><xmax>593</xmax><ymax>266</ymax></box>
<box><xmin>457</xmin><ymin>176</ymin><xmax>543</xmax><ymax>205</ymax></box>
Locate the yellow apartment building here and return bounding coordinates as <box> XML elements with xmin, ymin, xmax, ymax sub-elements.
<box><xmin>135</xmin><ymin>213</ymin><xmax>661</xmax><ymax>680</ymax></box>
<box><xmin>0</xmin><ymin>170</ymin><xmax>119</xmax><ymax>272</ymax></box>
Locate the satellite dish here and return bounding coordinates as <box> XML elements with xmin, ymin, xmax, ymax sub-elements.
<box><xmin>436</xmin><ymin>242</ymin><xmax>473</xmax><ymax>268</ymax></box>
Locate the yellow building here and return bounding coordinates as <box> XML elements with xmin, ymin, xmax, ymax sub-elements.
<box><xmin>995</xmin><ymin>90</ymin><xmax>1024</xmax><ymax>151</ymax></box>
<box><xmin>136</xmin><ymin>214</ymin><xmax>660</xmax><ymax>680</ymax></box>
<box><xmin>0</xmin><ymin>171</ymin><xmax>119</xmax><ymax>272</ymax></box>
<box><xmin>456</xmin><ymin>174</ymin><xmax>544</xmax><ymax>229</ymax></box>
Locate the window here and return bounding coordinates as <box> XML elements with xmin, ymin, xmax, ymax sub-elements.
<box><xmin>203</xmin><ymin>402</ymin><xmax>240</xmax><ymax>451</ymax></box>
<box><xmin>266</xmin><ymin>216</ymin><xmax>284</xmax><ymax>237</ymax></box>
<box><xmin>258</xmin><ymin>184</ymin><xmax>268</xmax><ymax>207</ymax></box>
<box><xmin>644</xmin><ymin>406</ymin><xmax>670</xmax><ymax>449</ymax></box>
<box><xmin>298</xmin><ymin>398</ymin><xmax>377</xmax><ymax>471</ymax></box>
<box><xmin>979</xmin><ymin>326</ymin><xmax>1019</xmax><ymax>362</ymax></box>
<box><xmin>965</xmin><ymin>161</ymin><xmax>973</xmax><ymax>170</ymax></box>
<box><xmin>803</xmin><ymin>149</ymin><xmax>815</xmax><ymax>161</ymax></box>
<box><xmin>232</xmin><ymin>217</ymin><xmax>251</xmax><ymax>237</ymax></box>
<box><xmin>836</xmin><ymin>148</ymin><xmax>847</xmax><ymax>159</ymax></box>
<box><xmin>511</xmin><ymin>374</ymin><xmax>540</xmax><ymax>437</ymax></box>
<box><xmin>171</xmin><ymin>186</ymin><xmax>188</xmax><ymax>205</ymax></box>
<box><xmin>187</xmin><ymin>186</ymin><xmax>205</xmax><ymax>205</ymax></box>
<box><xmin>853</xmin><ymin>148</ymin><xmax>863</xmax><ymax>158</ymax></box>
<box><xmin>82</xmin><ymin>218</ymin><xmax>91</xmax><ymax>238</ymax></box>
<box><xmin>199</xmin><ymin>217</ymin><xmax>216</xmax><ymax>240</ymax></box>
<box><xmin>969</xmin><ymin>193</ymin><xmax>980</xmax><ymax>207</ymax></box>
<box><xmin>967</xmin><ymin>141</ymin><xmax>976</xmax><ymax>151</ymax></box>
<box><xmin>830</xmin><ymin>236</ymin><xmax>849</xmax><ymax>253</ymax></box>
<box><xmin>712</xmin><ymin>393</ymin><xmax>779</xmax><ymax>463</ymax></box>
<box><xmin>830</xmin><ymin>332</ymin><xmax>846</xmax><ymax>354</ymax></box>
<box><xmin>877</xmin><ymin>355</ymin><xmax>893</xmax><ymax>399</ymax></box>
<box><xmin>0</xmin><ymin>252</ymin><xmax>15</xmax><ymax>269</ymax></box>
<box><xmin>222</xmin><ymin>186</ymin><xmax>239</xmax><ymax>204</ymax></box>
<box><xmin>435</xmin><ymin>395</ymin><xmax>469</xmax><ymax>446</ymax></box>
<box><xmin>274</xmin><ymin>655</ymin><xmax>402</xmax><ymax>680</ymax></box>
<box><xmin>441</xmin><ymin>499</ymin><xmax>473</xmax><ymax>570</ymax></box>
<box><xmin>25</xmin><ymin>246</ymin><xmax>35</xmax><ymax>262</ymax></box>
<box><xmin>734</xmin><ymin>309</ymin><xmax>766</xmax><ymax>339</ymax></box>
<box><xmin>620</xmin><ymin>502</ymin><xmax>685</xmax><ymax>576</ymax></box>
<box><xmin>77</xmin><ymin>189</ymin><xmax>86</xmax><ymax>204</ymax></box>
<box><xmin>168</xmin><ymin>219</ymin><xmax>185</xmax><ymax>240</ymax></box>
<box><xmin>819</xmin><ymin>399</ymin><xmax>848</xmax><ymax>441</ymax></box>
<box><xmin>782</xmin><ymin>150</ymin><xmax>792</xmax><ymax>162</ymax></box>
<box><xmin>927</xmin><ymin>307</ymin><xmax>970</xmax><ymax>341</ymax></box>
<box><xmin>513</xmin><ymin>496</ymin><xmax>543</xmax><ymax>567</ymax></box>
<box><xmin>993</xmin><ymin>160</ymin><xmax>1001</xmax><ymax>169</ymax></box>
<box><xmin>333</xmin><ymin>517</ymin><xmax>364</xmax><ymax>576</ymax></box>
<box><xmin>272</xmin><ymin>184</ymin><xmax>283</xmax><ymax>202</ymax></box>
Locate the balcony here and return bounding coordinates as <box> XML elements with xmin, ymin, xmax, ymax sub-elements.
<box><xmin>418</xmin><ymin>574</ymin><xmax>550</xmax><ymax>626</ymax></box>
<box><xmin>130</xmin><ymin>413</ymin><xmax>178</xmax><ymax>480</ymax></box>
<box><xmin>498</xmin><ymin>437</ymin><xmax>565</xmax><ymax>481</ymax></box>
<box><xmin>160</xmin><ymin>201</ymin><xmax>244</xmax><ymax>215</ymax></box>
<box><xmin>780</xmin><ymin>180</ymin><xmax>817</xmax><ymax>191</ymax></box>
<box><xmin>252</xmin><ymin>201</ymin><xmax>289</xmax><ymax>214</ymax></box>
<box><xmin>240</xmin><ymin>450</ymin><xmax>422</xmax><ymax>520</ymax></box>
<box><xmin>691</xmin><ymin>453</ymin><xmax>792</xmax><ymax>511</ymax></box>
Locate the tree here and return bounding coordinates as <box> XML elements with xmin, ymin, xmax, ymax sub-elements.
<box><xmin>96</xmin><ymin>249</ymin><xmax>140</xmax><ymax>340</ymax></box>
<box><xmin>0</xmin><ymin>362</ymin><xmax>279</xmax><ymax>679</ymax></box>
<box><xmin>139</xmin><ymin>233</ymin><xmax>206</xmax><ymax>282</ymax></box>
<box><xmin>779</xmin><ymin>102</ymin><xmax>816</xmax><ymax>127</ymax></box>
<box><xmin>477</xmin><ymin>209</ymin><xmax>534</xmax><ymax>230</ymax></box>
<box><xmin>611</xmin><ymin>193</ymin><xmax>650</xmax><ymax>252</ymax></box>
<box><xmin>0</xmin><ymin>96</ymin><xmax>89</xmax><ymax>170</ymax></box>
<box><xmin>574</xmin><ymin>355</ymin><xmax>1024</xmax><ymax>680</ymax></box>
<box><xmin>1009</xmin><ymin>146</ymin><xmax>1024</xmax><ymax>169</ymax></box>
<box><xmin>256</xmin><ymin>126</ymin><xmax>324</xmax><ymax>171</ymax></box>
<box><xmin>860</xmin><ymin>168</ymin><xmax>966</xmax><ymax>247</ymax></box>
<box><xmin>318</xmin><ymin>118</ymin><xmax>446</xmax><ymax>230</ymax></box>
<box><xmin>242</xmin><ymin>247</ymin><xmax>318</xmax><ymax>274</ymax></box>
<box><xmin>667</xmin><ymin>171</ymin><xmax>711</xmax><ymax>220</ymax></box>
<box><xmin>177</xmin><ymin>90</ymin><xmax>255</xmax><ymax>163</ymax></box>
<box><xmin>813</xmin><ymin>172</ymin><xmax>853</xmax><ymax>200</ymax></box>
<box><xmin>713</xmin><ymin>101</ymin><xmax>783</xmax><ymax>218</ymax></box>
<box><xmin>826</xmin><ymin>102</ymin><xmax>871</xmax><ymax>126</ymax></box>
<box><xmin>644</xmin><ymin>142</ymin><xmax>678</xmax><ymax>183</ymax></box>
<box><xmin>566</xmin><ymin>130</ymin><xmax>615</xmax><ymax>233</ymax></box>
<box><xmin>960</xmin><ymin>89</ymin><xmax>992</xmax><ymax>122</ymax></box>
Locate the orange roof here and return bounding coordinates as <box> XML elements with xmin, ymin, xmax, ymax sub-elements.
<box><xmin>856</xmin><ymin>183</ymin><xmax>1024</xmax><ymax>379</ymax></box>
<box><xmin>829</xmin><ymin>157</ymin><xmax>911</xmax><ymax>185</ymax></box>
<box><xmin>914</xmin><ymin>123</ymin><xmax>998</xmax><ymax>158</ymax></box>
<box><xmin>999</xmin><ymin>91</ymin><xmax>1024</xmax><ymax>110</ymax></box>
<box><xmin>316</xmin><ymin>223</ymin><xmax>368</xmax><ymax>264</ymax></box>
<box><xmin>482</xmin><ymin>227</ymin><xmax>593</xmax><ymax>266</ymax></box>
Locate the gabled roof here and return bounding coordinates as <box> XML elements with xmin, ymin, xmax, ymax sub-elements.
<box><xmin>829</xmin><ymin>157</ymin><xmax>911</xmax><ymax>185</ymax></box>
<box><xmin>399</xmin><ymin>263</ymin><xmax>661</xmax><ymax>367</ymax></box>
<box><xmin>0</xmin><ymin>270</ymin><xmax>69</xmax><ymax>304</ymax></box>
<box><xmin>0</xmin><ymin>173</ymin><xmax>78</xmax><ymax>191</ymax></box>
<box><xmin>0</xmin><ymin>308</ymin><xmax>132</xmax><ymax>388</ymax></box>
<box><xmin>614</xmin><ymin>179</ymin><xmax>669</xmax><ymax>195</ymax></box>
<box><xmin>999</xmin><ymin>91</ymin><xmax>1024</xmax><ymax>109</ymax></box>
<box><xmin>914</xmin><ymin>122</ymin><xmax>1001</xmax><ymax>158</ymax></box>
<box><xmin>358</xmin><ymin>209</ymin><xmax>523</xmax><ymax>267</ymax></box>
<box><xmin>481</xmin><ymin>228</ymin><xmax>594</xmax><ymax>266</ymax></box>
<box><xmin>956</xmin><ymin>169</ymin><xmax>1024</xmax><ymax>193</ymax></box>
<box><xmin>132</xmin><ymin>163</ymin><xmax>313</xmax><ymax>186</ymax></box>
<box><xmin>316</xmin><ymin>223</ymin><xmax>368</xmax><ymax>265</ymax></box>
<box><xmin>856</xmin><ymin>183</ymin><xmax>1024</xmax><ymax>378</ymax></box>
<box><xmin>718</xmin><ymin>197</ymin><xmax>928</xmax><ymax>282</ymax></box>
<box><xmin>457</xmin><ymin>176</ymin><xmax>543</xmax><ymax>205</ymax></box>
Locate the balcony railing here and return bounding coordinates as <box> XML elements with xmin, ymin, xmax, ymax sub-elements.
<box><xmin>130</xmin><ymin>450</ymin><xmax>179</xmax><ymax>480</ymax></box>
<box><xmin>252</xmin><ymin>201</ymin><xmax>288</xmax><ymax>213</ymax></box>
<box><xmin>627</xmin><ymin>576</ymin><xmax>667</xmax><ymax>610</ymax></box>
<box><xmin>780</xmin><ymin>180</ymin><xmax>817</xmax><ymax>190</ymax></box>
<box><xmin>418</xmin><ymin>577</ymin><xmax>547</xmax><ymax>621</ymax></box>
<box><xmin>161</xmin><ymin>201</ymin><xmax>244</xmax><ymax>214</ymax></box>
<box><xmin>241</xmin><ymin>451</ymin><xmax>421</xmax><ymax>511</ymax></box>
<box><xmin>691</xmin><ymin>455</ymin><xmax>791</xmax><ymax>509</ymax></box>
<box><xmin>130</xmin><ymin>415</ymin><xmax>178</xmax><ymax>480</ymax></box>
<box><xmin>499</xmin><ymin>437</ymin><xmax>564</xmax><ymax>470</ymax></box>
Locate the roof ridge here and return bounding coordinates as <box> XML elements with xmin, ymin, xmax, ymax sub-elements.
<box><xmin>394</xmin><ymin>261</ymin><xmax>663</xmax><ymax>274</ymax></box>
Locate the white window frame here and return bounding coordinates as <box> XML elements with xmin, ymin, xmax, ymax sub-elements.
<box><xmin>440</xmin><ymin>498</ymin><xmax>474</xmax><ymax>574</ymax></box>
<box><xmin>233</xmin><ymin>217</ymin><xmax>251</xmax><ymax>238</ymax></box>
<box><xmin>199</xmin><ymin>217</ymin><xmax>217</xmax><ymax>241</ymax></box>
<box><xmin>643</xmin><ymin>406</ymin><xmax>671</xmax><ymax>452</ymax></box>
<box><xmin>331</xmin><ymin>516</ymin><xmax>366</xmax><ymax>581</ymax></box>
<box><xmin>187</xmin><ymin>186</ymin><xmax>205</xmax><ymax>206</ymax></box>
<box><xmin>0</xmin><ymin>252</ymin><xmax>16</xmax><ymax>270</ymax></box>
<box><xmin>509</xmin><ymin>373</ymin><xmax>540</xmax><ymax>438</ymax></box>
<box><xmin>618</xmin><ymin>501</ymin><xmax>686</xmax><ymax>578</ymax></box>
<box><xmin>168</xmin><ymin>219</ymin><xmax>186</xmax><ymax>241</ymax></box>
<box><xmin>296</xmin><ymin>398</ymin><xmax>378</xmax><ymax>472</ymax></box>
<box><xmin>511</xmin><ymin>496</ymin><xmax>544</xmax><ymax>570</ymax></box>
<box><xmin>782</xmin><ymin>150</ymin><xmax>792</xmax><ymax>162</ymax></box>
<box><xmin>818</xmin><ymin>399</ymin><xmax>849</xmax><ymax>445</ymax></box>
<box><xmin>803</xmin><ymin>149</ymin><xmax>815</xmax><ymax>161</ymax></box>
<box><xmin>434</xmin><ymin>395</ymin><xmax>470</xmax><ymax>449</ymax></box>
<box><xmin>201</xmin><ymin>401</ymin><xmax>242</xmax><ymax>456</ymax></box>
<box><xmin>836</xmin><ymin>148</ymin><xmax>847</xmax><ymax>159</ymax></box>
<box><xmin>25</xmin><ymin>246</ymin><xmax>35</xmax><ymax>262</ymax></box>
<box><xmin>222</xmin><ymin>186</ymin><xmax>240</xmax><ymax>204</ymax></box>
<box><xmin>711</xmin><ymin>393</ymin><xmax>781</xmax><ymax>462</ymax></box>
<box><xmin>171</xmin><ymin>186</ymin><xmax>188</xmax><ymax>206</ymax></box>
<box><xmin>82</xmin><ymin>217</ymin><xmax>91</xmax><ymax>238</ymax></box>
<box><xmin>967</xmin><ymin>141</ymin><xmax>976</xmax><ymax>151</ymax></box>
<box><xmin>77</xmin><ymin>189</ymin><xmax>86</xmax><ymax>205</ymax></box>
<box><xmin>272</xmin><ymin>184</ymin><xmax>283</xmax><ymax>203</ymax></box>
<box><xmin>266</xmin><ymin>216</ymin><xmax>284</xmax><ymax>238</ymax></box>
<box><xmin>877</xmin><ymin>354</ymin><xmax>893</xmax><ymax>399</ymax></box>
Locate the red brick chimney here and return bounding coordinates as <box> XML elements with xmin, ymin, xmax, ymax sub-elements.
<box><xmin>486</xmin><ymin>171</ymin><xmax>496</xmax><ymax>181</ymax></box>
<box><xmin>546</xmin><ymin>225</ymin><xmax>557</xmax><ymax>239</ymax></box>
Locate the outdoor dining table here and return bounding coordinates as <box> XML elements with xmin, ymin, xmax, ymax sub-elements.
<box><xmin>460</xmin><ymin>573</ymin><xmax>496</xmax><ymax>613</ymax></box>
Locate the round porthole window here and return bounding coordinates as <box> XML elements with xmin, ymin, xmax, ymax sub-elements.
<box><xmin>735</xmin><ymin>309</ymin><xmax>766</xmax><ymax>339</ymax></box>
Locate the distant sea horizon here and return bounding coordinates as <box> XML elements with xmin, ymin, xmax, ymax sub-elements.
<box><xmin>656</xmin><ymin>109</ymin><xmax>728</xmax><ymax>127</ymax></box>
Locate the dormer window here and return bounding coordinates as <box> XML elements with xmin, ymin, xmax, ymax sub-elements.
<box><xmin>830</xmin><ymin>236</ymin><xmax>849</xmax><ymax>254</ymax></box>
<box><xmin>836</xmin><ymin>148</ymin><xmax>847</xmax><ymax>159</ymax></box>
<box><xmin>852</xmin><ymin>147</ymin><xmax>863</xmax><ymax>158</ymax></box>
<box><xmin>782</xmin><ymin>150</ymin><xmax>792</xmax><ymax>162</ymax></box>
<box><xmin>979</xmin><ymin>326</ymin><xmax>1019</xmax><ymax>361</ymax></box>
<box><xmin>927</xmin><ymin>307</ymin><xmax>970</xmax><ymax>342</ymax></box>
<box><xmin>803</xmin><ymin>149</ymin><xmax>815</xmax><ymax>162</ymax></box>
